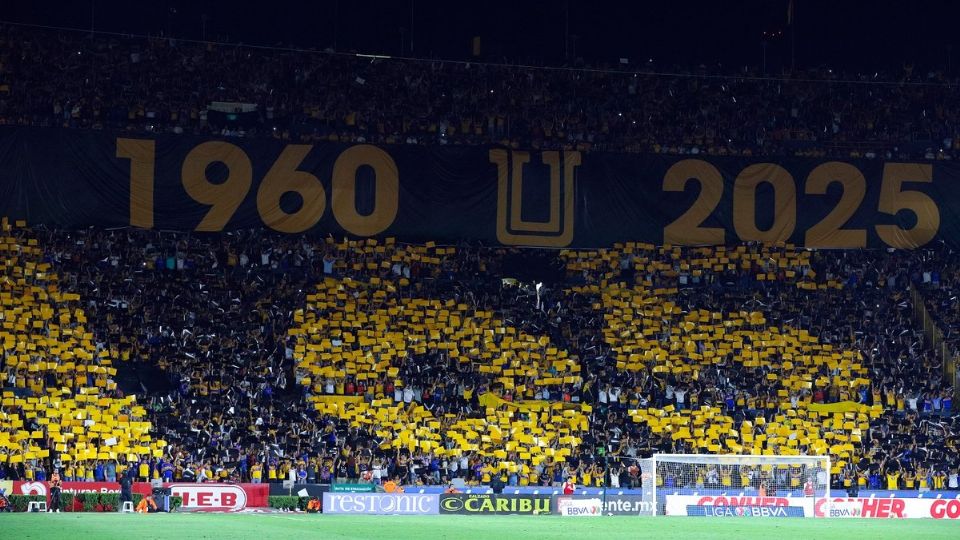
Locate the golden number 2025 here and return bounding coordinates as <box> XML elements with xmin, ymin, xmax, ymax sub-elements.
<box><xmin>117</xmin><ymin>139</ymin><xmax>399</xmax><ymax>235</ymax></box>
<box><xmin>662</xmin><ymin>159</ymin><xmax>939</xmax><ymax>249</ymax></box>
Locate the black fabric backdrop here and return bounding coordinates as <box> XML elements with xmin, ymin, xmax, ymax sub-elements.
<box><xmin>0</xmin><ymin>126</ymin><xmax>955</xmax><ymax>249</ymax></box>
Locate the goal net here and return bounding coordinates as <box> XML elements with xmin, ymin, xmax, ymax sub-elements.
<box><xmin>639</xmin><ymin>454</ymin><xmax>831</xmax><ymax>517</ymax></box>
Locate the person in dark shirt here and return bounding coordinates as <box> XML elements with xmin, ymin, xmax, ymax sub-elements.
<box><xmin>119</xmin><ymin>475</ymin><xmax>133</xmax><ymax>511</ymax></box>
<box><xmin>49</xmin><ymin>472</ymin><xmax>62</xmax><ymax>513</ymax></box>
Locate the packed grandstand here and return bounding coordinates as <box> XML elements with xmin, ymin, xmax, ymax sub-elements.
<box><xmin>0</xmin><ymin>24</ymin><xmax>959</xmax><ymax>507</ymax></box>
<box><xmin>1</xmin><ymin>23</ymin><xmax>960</xmax><ymax>159</ymax></box>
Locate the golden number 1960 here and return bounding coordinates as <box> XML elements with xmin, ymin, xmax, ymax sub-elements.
<box><xmin>117</xmin><ymin>138</ymin><xmax>400</xmax><ymax>235</ymax></box>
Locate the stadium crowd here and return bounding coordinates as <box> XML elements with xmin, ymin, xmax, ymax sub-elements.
<box><xmin>0</xmin><ymin>23</ymin><xmax>959</xmax><ymax>493</ymax></box>
<box><xmin>0</xmin><ymin>221</ymin><xmax>956</xmax><ymax>491</ymax></box>
<box><xmin>1</xmin><ymin>24</ymin><xmax>960</xmax><ymax>159</ymax></box>
<box><xmin>916</xmin><ymin>246</ymin><xmax>960</xmax><ymax>360</ymax></box>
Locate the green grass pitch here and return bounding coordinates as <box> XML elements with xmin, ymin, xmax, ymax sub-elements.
<box><xmin>2</xmin><ymin>513</ymin><xmax>958</xmax><ymax>539</ymax></box>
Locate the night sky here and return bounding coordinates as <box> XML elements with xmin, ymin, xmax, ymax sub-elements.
<box><xmin>4</xmin><ymin>0</ymin><xmax>959</xmax><ymax>72</ymax></box>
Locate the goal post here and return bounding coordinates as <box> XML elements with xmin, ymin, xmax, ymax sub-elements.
<box><xmin>641</xmin><ymin>454</ymin><xmax>831</xmax><ymax>517</ymax></box>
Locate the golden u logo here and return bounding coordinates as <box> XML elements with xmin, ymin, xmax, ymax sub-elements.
<box><xmin>490</xmin><ymin>149</ymin><xmax>580</xmax><ymax>247</ymax></box>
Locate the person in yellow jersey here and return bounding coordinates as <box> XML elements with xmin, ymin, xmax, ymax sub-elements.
<box><xmin>251</xmin><ymin>462</ymin><xmax>263</xmax><ymax>484</ymax></box>
<box><xmin>933</xmin><ymin>470</ymin><xmax>947</xmax><ymax>490</ymax></box>
<box><xmin>917</xmin><ymin>468</ymin><xmax>929</xmax><ymax>492</ymax></box>
<box><xmin>903</xmin><ymin>470</ymin><xmax>916</xmax><ymax>489</ymax></box>
<box><xmin>480</xmin><ymin>464</ymin><xmax>492</xmax><ymax>485</ymax></box>
<box><xmin>739</xmin><ymin>467</ymin><xmax>751</xmax><ymax>489</ymax></box>
<box><xmin>695</xmin><ymin>468</ymin><xmax>706</xmax><ymax>489</ymax></box>
<box><xmin>720</xmin><ymin>467</ymin><xmax>732</xmax><ymax>488</ymax></box>
<box><xmin>581</xmin><ymin>466</ymin><xmax>592</xmax><ymax>488</ymax></box>
<box><xmin>138</xmin><ymin>460</ymin><xmax>150</xmax><ymax>482</ymax></box>
<box><xmin>885</xmin><ymin>386</ymin><xmax>896</xmax><ymax>407</ymax></box>
<box><xmin>789</xmin><ymin>468</ymin><xmax>801</xmax><ymax>490</ymax></box>
<box><xmin>884</xmin><ymin>465</ymin><xmax>901</xmax><ymax>490</ymax></box>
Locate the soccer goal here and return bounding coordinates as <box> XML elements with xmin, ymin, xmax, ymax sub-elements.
<box><xmin>637</xmin><ymin>454</ymin><xmax>831</xmax><ymax>517</ymax></box>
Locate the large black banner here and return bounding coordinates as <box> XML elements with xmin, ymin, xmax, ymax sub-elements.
<box><xmin>0</xmin><ymin>126</ymin><xmax>955</xmax><ymax>248</ymax></box>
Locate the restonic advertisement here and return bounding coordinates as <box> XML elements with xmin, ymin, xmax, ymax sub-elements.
<box><xmin>321</xmin><ymin>493</ymin><xmax>439</xmax><ymax>515</ymax></box>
